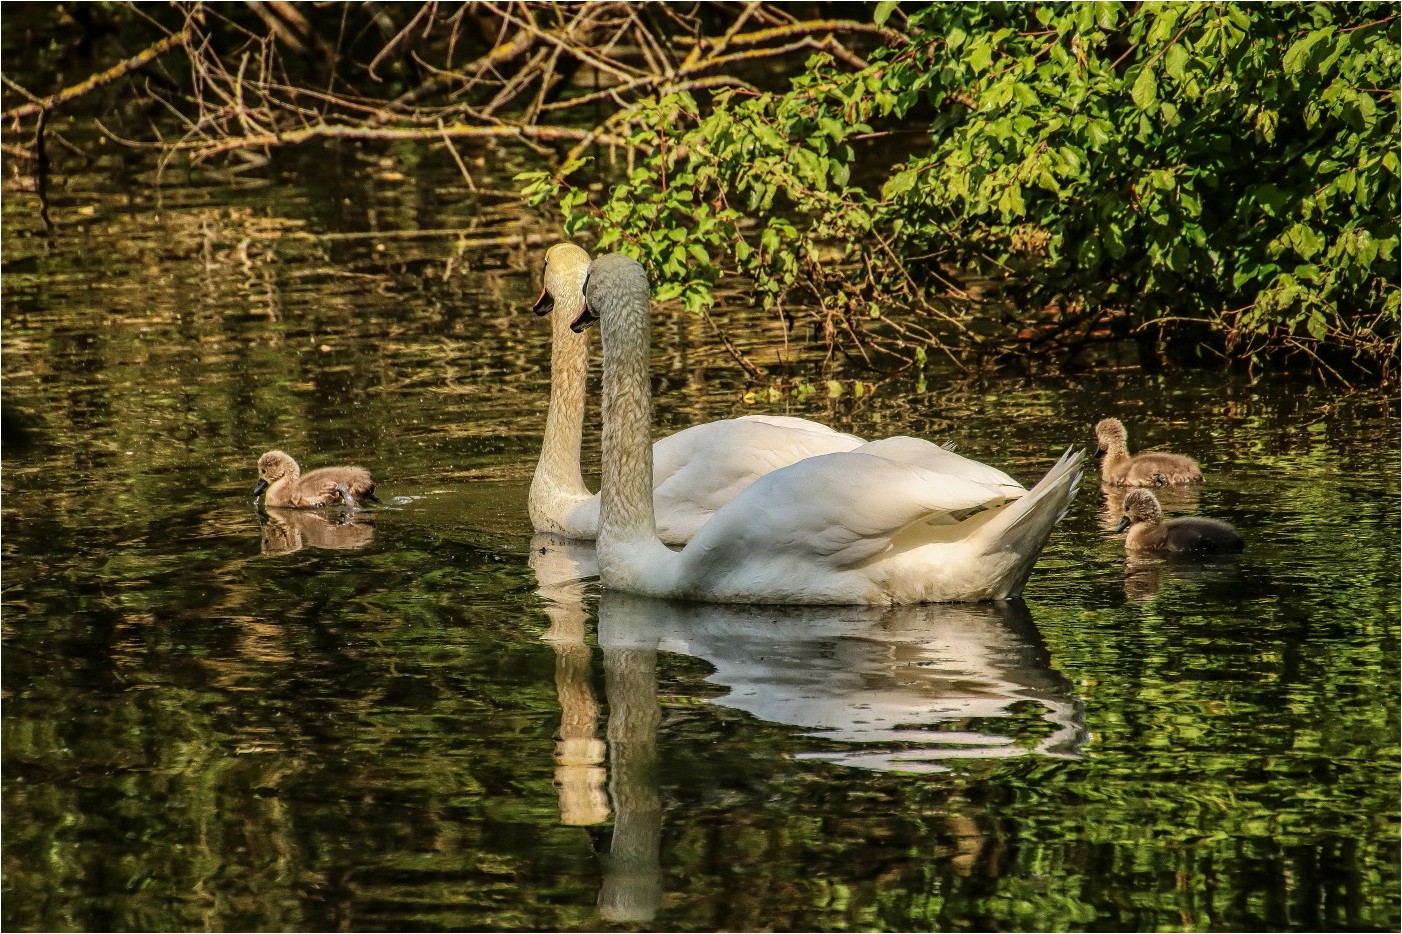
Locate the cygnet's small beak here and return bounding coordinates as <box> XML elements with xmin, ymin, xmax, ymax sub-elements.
<box><xmin>1114</xmin><ymin>515</ymin><xmax>1130</xmax><ymax>534</ymax></box>
<box><xmin>532</xmin><ymin>287</ymin><xmax>554</xmax><ymax>316</ymax></box>
<box><xmin>253</xmin><ymin>478</ymin><xmax>269</xmax><ymax>498</ymax></box>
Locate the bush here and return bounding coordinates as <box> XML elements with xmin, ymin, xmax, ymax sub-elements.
<box><xmin>521</xmin><ymin>2</ymin><xmax>1400</xmax><ymax>379</ymax></box>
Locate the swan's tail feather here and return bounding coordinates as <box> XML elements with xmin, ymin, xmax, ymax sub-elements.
<box><xmin>974</xmin><ymin>447</ymin><xmax>1085</xmax><ymax>598</ymax></box>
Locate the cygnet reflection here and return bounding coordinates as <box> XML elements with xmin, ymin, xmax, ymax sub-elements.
<box><xmin>597</xmin><ymin>592</ymin><xmax>1086</xmax><ymax>773</ymax></box>
<box><xmin>257</xmin><ymin>506</ymin><xmax>375</xmax><ymax>555</ymax></box>
<box><xmin>1122</xmin><ymin>552</ymin><xmax>1245</xmax><ymax>603</ymax></box>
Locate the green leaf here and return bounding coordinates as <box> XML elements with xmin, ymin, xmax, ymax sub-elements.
<box><xmin>1131</xmin><ymin>66</ymin><xmax>1158</xmax><ymax>111</ymax></box>
<box><xmin>882</xmin><ymin>168</ymin><xmax>919</xmax><ymax>199</ymax></box>
<box><xmin>1305</xmin><ymin>309</ymin><xmax>1328</xmax><ymax>340</ymax></box>
<box><xmin>998</xmin><ymin>183</ymin><xmax>1025</xmax><ymax>217</ymax></box>
<box><xmin>1163</xmin><ymin>44</ymin><xmax>1191</xmax><ymax>81</ymax></box>
<box><xmin>1103</xmin><ymin>223</ymin><xmax>1127</xmax><ymax>260</ymax></box>
<box><xmin>874</xmin><ymin>0</ymin><xmax>899</xmax><ymax>27</ymax></box>
<box><xmin>1252</xmin><ymin>184</ymin><xmax>1293</xmax><ymax>218</ymax></box>
<box><xmin>1287</xmin><ymin>223</ymin><xmax>1326</xmax><ymax>260</ymax></box>
<box><xmin>753</xmin><ymin>123</ymin><xmax>785</xmax><ymax>149</ymax></box>
<box><xmin>968</xmin><ymin>39</ymin><xmax>993</xmax><ymax>72</ymax></box>
<box><xmin>1283</xmin><ymin>27</ymin><xmax>1334</xmax><ymax>76</ymax></box>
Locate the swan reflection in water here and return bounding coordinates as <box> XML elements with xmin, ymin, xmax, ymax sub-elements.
<box><xmin>531</xmin><ymin>536</ymin><xmax>658</xmax><ymax>923</ymax></box>
<box><xmin>530</xmin><ymin>536</ymin><xmax>1087</xmax><ymax>923</ymax></box>
<box><xmin>529</xmin><ymin>536</ymin><xmax>607</xmax><ymax>827</ymax></box>
<box><xmin>598</xmin><ymin>591</ymin><xmax>1086</xmax><ymax>773</ymax></box>
<box><xmin>257</xmin><ymin>505</ymin><xmax>375</xmax><ymax>555</ymax></box>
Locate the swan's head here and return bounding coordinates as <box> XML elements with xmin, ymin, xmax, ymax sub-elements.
<box><xmin>1094</xmin><ymin>417</ymin><xmax>1128</xmax><ymax>452</ymax></box>
<box><xmin>254</xmin><ymin>450</ymin><xmax>298</xmax><ymax>497</ymax></box>
<box><xmin>533</xmin><ymin>243</ymin><xmax>592</xmax><ymax>316</ymax></box>
<box><xmin>1114</xmin><ymin>488</ymin><xmax>1162</xmax><ymax>532</ymax></box>
<box><xmin>576</xmin><ymin>253</ymin><xmax>650</xmax><ymax>333</ymax></box>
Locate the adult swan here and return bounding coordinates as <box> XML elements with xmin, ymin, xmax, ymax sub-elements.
<box><xmin>576</xmin><ymin>253</ymin><xmax>1085</xmax><ymax>605</ymax></box>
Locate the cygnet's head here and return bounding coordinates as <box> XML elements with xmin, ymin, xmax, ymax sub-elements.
<box><xmin>255</xmin><ymin>450</ymin><xmax>298</xmax><ymax>497</ymax></box>
<box><xmin>1115</xmin><ymin>488</ymin><xmax>1162</xmax><ymax>532</ymax></box>
<box><xmin>576</xmin><ymin>253</ymin><xmax>649</xmax><ymax>333</ymax></box>
<box><xmin>533</xmin><ymin>243</ymin><xmax>591</xmax><ymax>316</ymax></box>
<box><xmin>258</xmin><ymin>450</ymin><xmax>297</xmax><ymax>481</ymax></box>
<box><xmin>1095</xmin><ymin>417</ymin><xmax>1128</xmax><ymax>451</ymax></box>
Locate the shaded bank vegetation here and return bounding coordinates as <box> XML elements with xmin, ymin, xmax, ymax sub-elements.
<box><xmin>3</xmin><ymin>2</ymin><xmax>1397</xmax><ymax>382</ymax></box>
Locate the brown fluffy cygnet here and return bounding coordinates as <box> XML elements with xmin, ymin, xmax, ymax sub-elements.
<box><xmin>253</xmin><ymin>450</ymin><xmax>376</xmax><ymax>508</ymax></box>
<box><xmin>1115</xmin><ymin>488</ymin><xmax>1243</xmax><ymax>554</ymax></box>
<box><xmin>1095</xmin><ymin>417</ymin><xmax>1203</xmax><ymax>486</ymax></box>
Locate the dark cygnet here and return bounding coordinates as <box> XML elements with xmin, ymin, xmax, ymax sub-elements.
<box><xmin>1115</xmin><ymin>488</ymin><xmax>1243</xmax><ymax>554</ymax></box>
<box><xmin>253</xmin><ymin>450</ymin><xmax>376</xmax><ymax>508</ymax></box>
<box><xmin>1095</xmin><ymin>417</ymin><xmax>1203</xmax><ymax>486</ymax></box>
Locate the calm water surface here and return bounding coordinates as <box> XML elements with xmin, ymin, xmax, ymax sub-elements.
<box><xmin>3</xmin><ymin>149</ymin><xmax>1399</xmax><ymax>932</ymax></box>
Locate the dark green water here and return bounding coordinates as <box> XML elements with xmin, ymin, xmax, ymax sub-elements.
<box><xmin>3</xmin><ymin>148</ymin><xmax>1398</xmax><ymax>932</ymax></box>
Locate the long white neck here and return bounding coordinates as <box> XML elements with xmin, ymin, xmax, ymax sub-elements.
<box><xmin>599</xmin><ymin>285</ymin><xmax>657</xmax><ymax>548</ymax></box>
<box><xmin>529</xmin><ymin>293</ymin><xmax>592</xmax><ymax>529</ymax></box>
<box><xmin>595</xmin><ymin>267</ymin><xmax>674</xmax><ymax>590</ymax></box>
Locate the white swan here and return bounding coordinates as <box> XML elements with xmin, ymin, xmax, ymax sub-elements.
<box><xmin>577</xmin><ymin>253</ymin><xmax>1085</xmax><ymax>605</ymax></box>
<box><xmin>529</xmin><ymin>243</ymin><xmax>864</xmax><ymax>544</ymax></box>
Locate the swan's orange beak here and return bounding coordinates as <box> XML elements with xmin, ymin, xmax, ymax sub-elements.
<box><xmin>570</xmin><ymin>304</ymin><xmax>598</xmax><ymax>333</ymax></box>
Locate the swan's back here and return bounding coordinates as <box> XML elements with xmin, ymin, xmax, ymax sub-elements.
<box><xmin>674</xmin><ymin>451</ymin><xmax>1027</xmax><ymax>603</ymax></box>
<box><xmin>854</xmin><ymin>436</ymin><xmax>1025</xmax><ymax>494</ymax></box>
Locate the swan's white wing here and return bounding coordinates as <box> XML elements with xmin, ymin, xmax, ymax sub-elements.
<box><xmin>735</xmin><ymin>414</ymin><xmax>865</xmax><ymax>445</ymax></box>
<box><xmin>647</xmin><ymin>418</ymin><xmax>864</xmax><ymax>542</ymax></box>
<box><xmin>854</xmin><ymin>436</ymin><xmax>1024</xmax><ymax>493</ymax></box>
<box><xmin>650</xmin><ymin>417</ymin><xmax>861</xmax><ymax>482</ymax></box>
<box><xmin>682</xmin><ymin>451</ymin><xmax>1018</xmax><ymax>573</ymax></box>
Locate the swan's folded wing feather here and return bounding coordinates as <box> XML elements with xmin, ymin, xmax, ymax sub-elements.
<box><xmin>736</xmin><ymin>414</ymin><xmax>865</xmax><ymax>445</ymax></box>
<box><xmin>650</xmin><ymin>419</ymin><xmax>863</xmax><ymax>522</ymax></box>
<box><xmin>684</xmin><ymin>451</ymin><xmax>1015</xmax><ymax>571</ymax></box>
<box><xmin>854</xmin><ymin>436</ymin><xmax>1024</xmax><ymax>493</ymax></box>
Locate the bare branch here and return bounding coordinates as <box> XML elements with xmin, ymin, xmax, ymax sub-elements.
<box><xmin>4</xmin><ymin>27</ymin><xmax>191</xmax><ymax>121</ymax></box>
